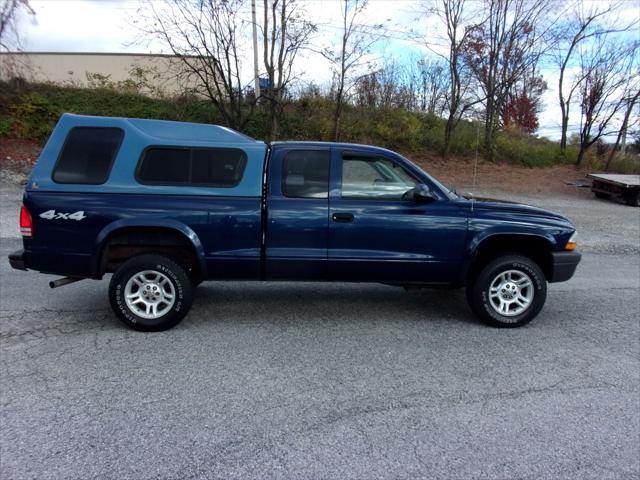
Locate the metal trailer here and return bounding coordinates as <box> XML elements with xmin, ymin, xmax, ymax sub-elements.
<box><xmin>587</xmin><ymin>173</ymin><xmax>640</xmax><ymax>207</ymax></box>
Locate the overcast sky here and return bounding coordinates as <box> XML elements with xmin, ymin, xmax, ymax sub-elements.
<box><xmin>12</xmin><ymin>0</ymin><xmax>640</xmax><ymax>140</ymax></box>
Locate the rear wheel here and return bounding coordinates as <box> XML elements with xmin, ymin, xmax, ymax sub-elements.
<box><xmin>109</xmin><ymin>254</ymin><xmax>193</xmax><ymax>331</ymax></box>
<box><xmin>467</xmin><ymin>255</ymin><xmax>546</xmax><ymax>328</ymax></box>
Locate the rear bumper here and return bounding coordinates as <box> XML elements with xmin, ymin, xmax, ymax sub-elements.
<box><xmin>549</xmin><ymin>251</ymin><xmax>581</xmax><ymax>283</ymax></box>
<box><xmin>8</xmin><ymin>248</ymin><xmax>94</xmax><ymax>278</ymax></box>
<box><xmin>8</xmin><ymin>249</ymin><xmax>27</xmax><ymax>271</ymax></box>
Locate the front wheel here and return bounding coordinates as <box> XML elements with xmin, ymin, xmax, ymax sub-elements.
<box><xmin>109</xmin><ymin>254</ymin><xmax>194</xmax><ymax>331</ymax></box>
<box><xmin>467</xmin><ymin>255</ymin><xmax>547</xmax><ymax>328</ymax></box>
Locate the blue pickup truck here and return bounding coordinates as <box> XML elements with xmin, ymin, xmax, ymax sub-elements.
<box><xmin>9</xmin><ymin>114</ymin><xmax>581</xmax><ymax>331</ymax></box>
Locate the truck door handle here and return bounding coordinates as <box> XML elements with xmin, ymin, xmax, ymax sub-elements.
<box><xmin>332</xmin><ymin>212</ymin><xmax>354</xmax><ymax>223</ymax></box>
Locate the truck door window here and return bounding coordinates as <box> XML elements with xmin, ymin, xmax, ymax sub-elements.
<box><xmin>281</xmin><ymin>150</ymin><xmax>330</xmax><ymax>198</ymax></box>
<box><xmin>52</xmin><ymin>127</ymin><xmax>124</xmax><ymax>184</ymax></box>
<box><xmin>341</xmin><ymin>155</ymin><xmax>417</xmax><ymax>200</ymax></box>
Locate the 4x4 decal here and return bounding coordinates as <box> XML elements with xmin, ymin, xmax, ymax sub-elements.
<box><xmin>39</xmin><ymin>210</ymin><xmax>87</xmax><ymax>221</ymax></box>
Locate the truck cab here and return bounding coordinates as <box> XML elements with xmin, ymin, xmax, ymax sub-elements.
<box><xmin>266</xmin><ymin>141</ymin><xmax>467</xmax><ymax>284</ymax></box>
<box><xmin>9</xmin><ymin>114</ymin><xmax>581</xmax><ymax>331</ymax></box>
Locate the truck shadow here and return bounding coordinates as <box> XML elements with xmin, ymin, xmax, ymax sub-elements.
<box><xmin>3</xmin><ymin>278</ymin><xmax>477</xmax><ymax>337</ymax></box>
<box><xmin>186</xmin><ymin>282</ymin><xmax>480</xmax><ymax>329</ymax></box>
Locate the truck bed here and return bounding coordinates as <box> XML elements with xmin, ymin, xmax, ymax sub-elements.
<box><xmin>587</xmin><ymin>174</ymin><xmax>640</xmax><ymax>188</ymax></box>
<box><xmin>587</xmin><ymin>173</ymin><xmax>640</xmax><ymax>207</ymax></box>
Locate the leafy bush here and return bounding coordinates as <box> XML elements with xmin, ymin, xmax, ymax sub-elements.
<box><xmin>609</xmin><ymin>156</ymin><xmax>640</xmax><ymax>174</ymax></box>
<box><xmin>1</xmin><ymin>80</ymin><xmax>585</xmax><ymax>169</ymax></box>
<box><xmin>0</xmin><ymin>117</ymin><xmax>13</xmax><ymax>137</ymax></box>
<box><xmin>12</xmin><ymin>92</ymin><xmax>62</xmax><ymax>142</ymax></box>
<box><xmin>338</xmin><ymin>107</ymin><xmax>424</xmax><ymax>152</ymax></box>
<box><xmin>0</xmin><ymin>81</ymin><xmax>211</xmax><ymax>142</ymax></box>
<box><xmin>589</xmin><ymin>153</ymin><xmax>640</xmax><ymax>174</ymax></box>
<box><xmin>495</xmin><ymin>129</ymin><xmax>573</xmax><ymax>167</ymax></box>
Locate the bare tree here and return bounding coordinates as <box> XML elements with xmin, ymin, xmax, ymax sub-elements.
<box><xmin>135</xmin><ymin>0</ymin><xmax>253</xmax><ymax>130</ymax></box>
<box><xmin>404</xmin><ymin>57</ymin><xmax>422</xmax><ymax>112</ymax></box>
<box><xmin>430</xmin><ymin>0</ymin><xmax>481</xmax><ymax>159</ymax></box>
<box><xmin>353</xmin><ymin>69</ymin><xmax>379</xmax><ymax>108</ymax></box>
<box><xmin>418</xmin><ymin>58</ymin><xmax>448</xmax><ymax>116</ymax></box>
<box><xmin>353</xmin><ymin>59</ymin><xmax>430</xmax><ymax>112</ymax></box>
<box><xmin>575</xmin><ymin>39</ymin><xmax>638</xmax><ymax>166</ymax></box>
<box><xmin>378</xmin><ymin>61</ymin><xmax>404</xmax><ymax>109</ymax></box>
<box><xmin>322</xmin><ymin>0</ymin><xmax>378</xmax><ymax>141</ymax></box>
<box><xmin>463</xmin><ymin>0</ymin><xmax>552</xmax><ymax>161</ymax></box>
<box><xmin>1</xmin><ymin>0</ymin><xmax>34</xmax><ymax>51</ymax></box>
<box><xmin>554</xmin><ymin>3</ymin><xmax>633</xmax><ymax>153</ymax></box>
<box><xmin>606</xmin><ymin>86</ymin><xmax>640</xmax><ymax>171</ymax></box>
<box><xmin>261</xmin><ymin>0</ymin><xmax>315</xmax><ymax>140</ymax></box>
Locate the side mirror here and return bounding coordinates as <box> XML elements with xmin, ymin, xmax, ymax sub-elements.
<box><xmin>413</xmin><ymin>183</ymin><xmax>438</xmax><ymax>202</ymax></box>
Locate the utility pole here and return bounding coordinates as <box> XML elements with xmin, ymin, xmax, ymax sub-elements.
<box><xmin>251</xmin><ymin>0</ymin><xmax>260</xmax><ymax>99</ymax></box>
<box><xmin>620</xmin><ymin>100</ymin><xmax>630</xmax><ymax>155</ymax></box>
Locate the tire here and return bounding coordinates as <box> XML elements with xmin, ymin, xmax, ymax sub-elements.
<box><xmin>594</xmin><ymin>192</ymin><xmax>610</xmax><ymax>199</ymax></box>
<box><xmin>109</xmin><ymin>254</ymin><xmax>194</xmax><ymax>331</ymax></box>
<box><xmin>624</xmin><ymin>191</ymin><xmax>639</xmax><ymax>207</ymax></box>
<box><xmin>467</xmin><ymin>254</ymin><xmax>547</xmax><ymax>328</ymax></box>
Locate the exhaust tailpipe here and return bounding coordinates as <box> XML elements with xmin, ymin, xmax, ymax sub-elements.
<box><xmin>49</xmin><ymin>277</ymin><xmax>83</xmax><ymax>289</ymax></box>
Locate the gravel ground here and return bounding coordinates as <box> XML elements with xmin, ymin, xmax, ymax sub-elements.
<box><xmin>1</xmin><ymin>178</ymin><xmax>639</xmax><ymax>480</ymax></box>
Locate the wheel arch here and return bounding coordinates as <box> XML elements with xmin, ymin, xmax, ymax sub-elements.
<box><xmin>467</xmin><ymin>232</ymin><xmax>555</xmax><ymax>282</ymax></box>
<box><xmin>93</xmin><ymin>219</ymin><xmax>207</xmax><ymax>279</ymax></box>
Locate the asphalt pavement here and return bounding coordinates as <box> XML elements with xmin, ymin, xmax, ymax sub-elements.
<box><xmin>1</xmin><ymin>181</ymin><xmax>639</xmax><ymax>480</ymax></box>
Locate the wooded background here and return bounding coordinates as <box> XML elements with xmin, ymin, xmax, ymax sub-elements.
<box><xmin>1</xmin><ymin>0</ymin><xmax>639</xmax><ymax>172</ymax></box>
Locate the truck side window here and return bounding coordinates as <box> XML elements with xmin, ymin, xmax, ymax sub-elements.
<box><xmin>341</xmin><ymin>155</ymin><xmax>417</xmax><ymax>200</ymax></box>
<box><xmin>137</xmin><ymin>147</ymin><xmax>247</xmax><ymax>187</ymax></box>
<box><xmin>282</xmin><ymin>150</ymin><xmax>330</xmax><ymax>199</ymax></box>
<box><xmin>191</xmin><ymin>148</ymin><xmax>246</xmax><ymax>186</ymax></box>
<box><xmin>138</xmin><ymin>148</ymin><xmax>190</xmax><ymax>184</ymax></box>
<box><xmin>52</xmin><ymin>127</ymin><xmax>124</xmax><ymax>184</ymax></box>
